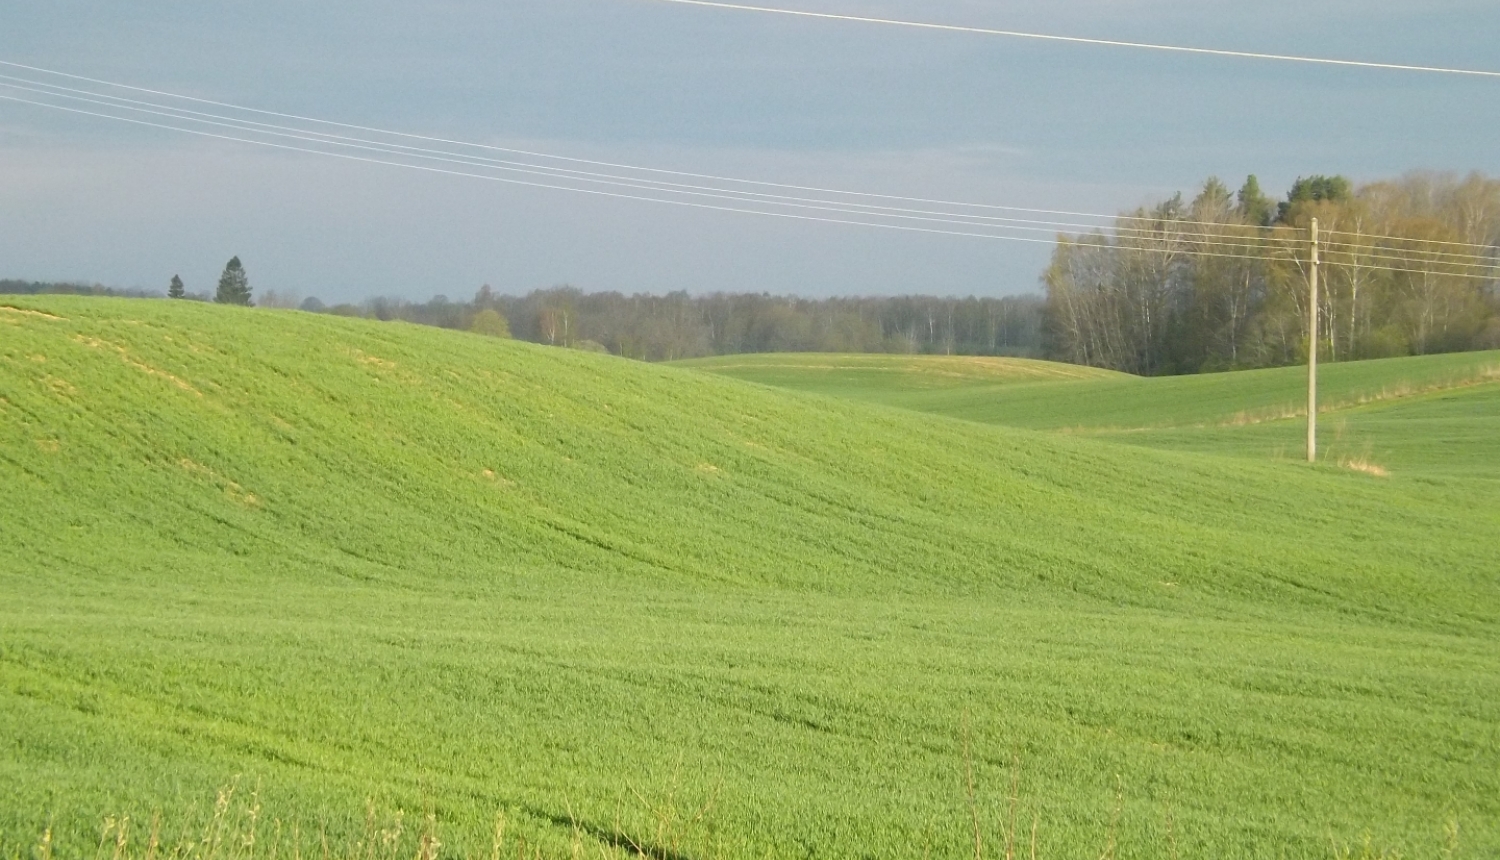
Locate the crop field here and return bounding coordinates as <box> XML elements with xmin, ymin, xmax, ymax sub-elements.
<box><xmin>3</xmin><ymin>298</ymin><xmax>1499</xmax><ymax>859</ymax></box>
<box><xmin>670</xmin><ymin>354</ymin><xmax>1128</xmax><ymax>399</ymax></box>
<box><xmin>679</xmin><ymin>350</ymin><xmax>1500</xmax><ymax>429</ymax></box>
<box><xmin>681</xmin><ymin>351</ymin><xmax>1500</xmax><ymax>471</ymax></box>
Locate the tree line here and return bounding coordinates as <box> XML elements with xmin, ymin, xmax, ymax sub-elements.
<box><xmin>312</xmin><ymin>287</ymin><xmax>1045</xmax><ymax>361</ymax></box>
<box><xmin>1042</xmin><ymin>171</ymin><xmax>1500</xmax><ymax>375</ymax></box>
<box><xmin>0</xmin><ymin>279</ymin><xmax>162</xmax><ymax>300</ymax></box>
<box><xmin>5</xmin><ymin>257</ymin><xmax>256</xmax><ymax>306</ymax></box>
<box><xmin>9</xmin><ymin>170</ymin><xmax>1498</xmax><ymax>373</ymax></box>
<box><xmin>2</xmin><ymin>271</ymin><xmax>1043</xmax><ymax>360</ymax></box>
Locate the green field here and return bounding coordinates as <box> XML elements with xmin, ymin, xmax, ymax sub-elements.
<box><xmin>3</xmin><ymin>298</ymin><xmax>1498</xmax><ymax>859</ymax></box>
<box><xmin>679</xmin><ymin>351</ymin><xmax>1500</xmax><ymax>475</ymax></box>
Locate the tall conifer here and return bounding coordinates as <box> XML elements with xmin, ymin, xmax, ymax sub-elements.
<box><xmin>215</xmin><ymin>257</ymin><xmax>252</xmax><ymax>305</ymax></box>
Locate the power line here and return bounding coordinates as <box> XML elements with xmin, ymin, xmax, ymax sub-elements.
<box><xmin>7</xmin><ymin>89</ymin><xmax>1496</xmax><ymax>280</ymax></box>
<box><xmin>10</xmin><ymin>89</ymin><xmax>1495</xmax><ymax>284</ymax></box>
<box><xmin>1321</xmin><ymin>236</ymin><xmax>1500</xmax><ymax>265</ymax></box>
<box><xmin>1322</xmin><ymin>244</ymin><xmax>1500</xmax><ymax>269</ymax></box>
<box><xmin>15</xmin><ymin>57</ymin><xmax>1483</xmax><ymax>243</ymax></box>
<box><xmin>3</xmin><ymin>67</ymin><xmax>1496</xmax><ymax>276</ymax></box>
<box><xmin>7</xmin><ymin>59</ymin><xmax>1500</xmax><ymax>253</ymax></box>
<box><xmin>1034</xmin><ymin>227</ymin><xmax>1498</xmax><ymax>280</ymax></box>
<box><xmin>1323</xmin><ymin>227</ymin><xmax>1500</xmax><ymax>253</ymax></box>
<box><xmin>1319</xmin><ymin>262</ymin><xmax>1497</xmax><ymax>281</ymax></box>
<box><xmin>0</xmin><ymin>92</ymin><xmax>1060</xmax><ymax>246</ymax></box>
<box><xmin>15</xmin><ymin>72</ymin><xmax>1492</xmax><ymax>259</ymax></box>
<box><xmin>648</xmin><ymin>0</ymin><xmax>1500</xmax><ymax>79</ymax></box>
<box><xmin>0</xmin><ymin>81</ymin><xmax>1219</xmax><ymax>242</ymax></box>
<box><xmin>0</xmin><ymin>74</ymin><xmax>1351</xmax><ymax>249</ymax></box>
<box><xmin>0</xmin><ymin>91</ymin><xmax>1343</xmax><ymax>267</ymax></box>
<box><xmin>0</xmin><ymin>59</ymin><xmax>1132</xmax><ymax>222</ymax></box>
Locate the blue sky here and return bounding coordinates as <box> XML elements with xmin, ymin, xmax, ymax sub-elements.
<box><xmin>2</xmin><ymin>0</ymin><xmax>1498</xmax><ymax>301</ymax></box>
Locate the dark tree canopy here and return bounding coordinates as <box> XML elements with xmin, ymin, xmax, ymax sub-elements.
<box><xmin>215</xmin><ymin>257</ymin><xmax>252</xmax><ymax>306</ymax></box>
<box><xmin>168</xmin><ymin>275</ymin><xmax>185</xmax><ymax>299</ymax></box>
<box><xmin>1278</xmin><ymin>175</ymin><xmax>1354</xmax><ymax>223</ymax></box>
<box><xmin>1236</xmin><ymin>175</ymin><xmax>1274</xmax><ymax>227</ymax></box>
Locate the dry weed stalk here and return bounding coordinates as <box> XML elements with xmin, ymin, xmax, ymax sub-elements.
<box><xmin>414</xmin><ymin>814</ymin><xmax>440</xmax><ymax>860</ymax></box>
<box><xmin>95</xmin><ymin>816</ymin><xmax>116</xmax><ymax>860</ymax></box>
<box><xmin>487</xmin><ymin>814</ymin><xmax>504</xmax><ymax>860</ymax></box>
<box><xmin>265</xmin><ymin>819</ymin><xmax>281</xmax><ymax>860</ymax></box>
<box><xmin>113</xmin><ymin>816</ymin><xmax>131</xmax><ymax>860</ymax></box>
<box><xmin>618</xmin><ymin>757</ymin><xmax>720</xmax><ymax>860</ymax></box>
<box><xmin>239</xmin><ymin>786</ymin><xmax>261</xmax><ymax>860</ymax></box>
<box><xmin>145</xmin><ymin>816</ymin><xmax>163</xmax><ymax>860</ymax></box>
<box><xmin>36</xmin><ymin>825</ymin><xmax>54</xmax><ymax>860</ymax></box>
<box><xmin>203</xmin><ymin>780</ymin><xmax>238</xmax><ymax>860</ymax></box>
<box><xmin>1339</xmin><ymin>456</ymin><xmax>1390</xmax><ymax>477</ymax></box>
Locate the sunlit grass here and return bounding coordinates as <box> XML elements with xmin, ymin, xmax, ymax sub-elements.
<box><xmin>2</xmin><ymin>297</ymin><xmax>1497</xmax><ymax>858</ymax></box>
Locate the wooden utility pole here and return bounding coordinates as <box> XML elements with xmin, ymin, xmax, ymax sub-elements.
<box><xmin>1307</xmin><ymin>218</ymin><xmax>1320</xmax><ymax>463</ymax></box>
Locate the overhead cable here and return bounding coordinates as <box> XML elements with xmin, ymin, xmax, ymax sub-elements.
<box><xmin>0</xmin><ymin>93</ymin><xmax>1058</xmax><ymax>246</ymax></box>
<box><xmin>647</xmin><ymin>0</ymin><xmax>1500</xmax><ymax>79</ymax></box>
<box><xmin>0</xmin><ymin>75</ymin><xmax>1367</xmax><ymax>250</ymax></box>
<box><xmin>1321</xmin><ymin>244</ymin><xmax>1500</xmax><ymax>268</ymax></box>
<box><xmin>16</xmin><ymin>58</ymin><xmax>1498</xmax><ymax>244</ymax></box>
<box><xmin>1323</xmin><ymin>227</ymin><xmax>1500</xmax><ymax>252</ymax></box>
<box><xmin>0</xmin><ymin>91</ymin><xmax>1340</xmax><ymax>266</ymax></box>
<box><xmin>9</xmin><ymin>72</ymin><xmax>1494</xmax><ymax>260</ymax></box>
<box><xmin>2</xmin><ymin>72</ymin><xmax>1496</xmax><ymax>275</ymax></box>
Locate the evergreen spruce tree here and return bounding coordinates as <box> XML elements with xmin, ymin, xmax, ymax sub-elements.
<box><xmin>1236</xmin><ymin>175</ymin><xmax>1273</xmax><ymax>227</ymax></box>
<box><xmin>1277</xmin><ymin>175</ymin><xmax>1352</xmax><ymax>223</ymax></box>
<box><xmin>214</xmin><ymin>257</ymin><xmax>253</xmax><ymax>305</ymax></box>
<box><xmin>168</xmin><ymin>274</ymin><xmax>185</xmax><ymax>299</ymax></box>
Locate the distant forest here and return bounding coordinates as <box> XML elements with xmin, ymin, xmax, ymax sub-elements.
<box><xmin>7</xmin><ymin>172</ymin><xmax>1497</xmax><ymax>373</ymax></box>
<box><xmin>340</xmin><ymin>288</ymin><xmax>1045</xmax><ymax>361</ymax></box>
<box><xmin>0</xmin><ymin>279</ymin><xmax>1045</xmax><ymax>361</ymax></box>
<box><xmin>0</xmin><ymin>280</ymin><xmax>162</xmax><ymax>300</ymax></box>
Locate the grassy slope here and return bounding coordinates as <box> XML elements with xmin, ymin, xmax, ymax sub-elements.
<box><xmin>1109</xmin><ymin>382</ymin><xmax>1500</xmax><ymax>483</ymax></box>
<box><xmin>680</xmin><ymin>350</ymin><xmax>1500</xmax><ymax>428</ymax></box>
<box><xmin>3</xmin><ymin>299</ymin><xmax>1498</xmax><ymax>859</ymax></box>
<box><xmin>682</xmin><ymin>351</ymin><xmax>1500</xmax><ymax>477</ymax></box>
<box><xmin>671</xmin><ymin>353</ymin><xmax>1128</xmax><ymax>399</ymax></box>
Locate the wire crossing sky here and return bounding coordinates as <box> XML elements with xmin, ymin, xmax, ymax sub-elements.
<box><xmin>1</xmin><ymin>0</ymin><xmax>1497</xmax><ymax>300</ymax></box>
<box><xmin>648</xmin><ymin>0</ymin><xmax>1500</xmax><ymax>78</ymax></box>
<box><xmin>7</xmin><ymin>88</ymin><xmax>1493</xmax><ymax>283</ymax></box>
<box><xmin>4</xmin><ymin>62</ymin><xmax>1497</xmax><ymax>276</ymax></box>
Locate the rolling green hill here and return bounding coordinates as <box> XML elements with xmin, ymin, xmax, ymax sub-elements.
<box><xmin>670</xmin><ymin>353</ymin><xmax>1128</xmax><ymax>398</ymax></box>
<box><xmin>3</xmin><ymin>298</ymin><xmax>1498</xmax><ymax>859</ymax></box>
<box><xmin>678</xmin><ymin>350</ymin><xmax>1500</xmax><ymax>428</ymax></box>
<box><xmin>679</xmin><ymin>351</ymin><xmax>1500</xmax><ymax>478</ymax></box>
